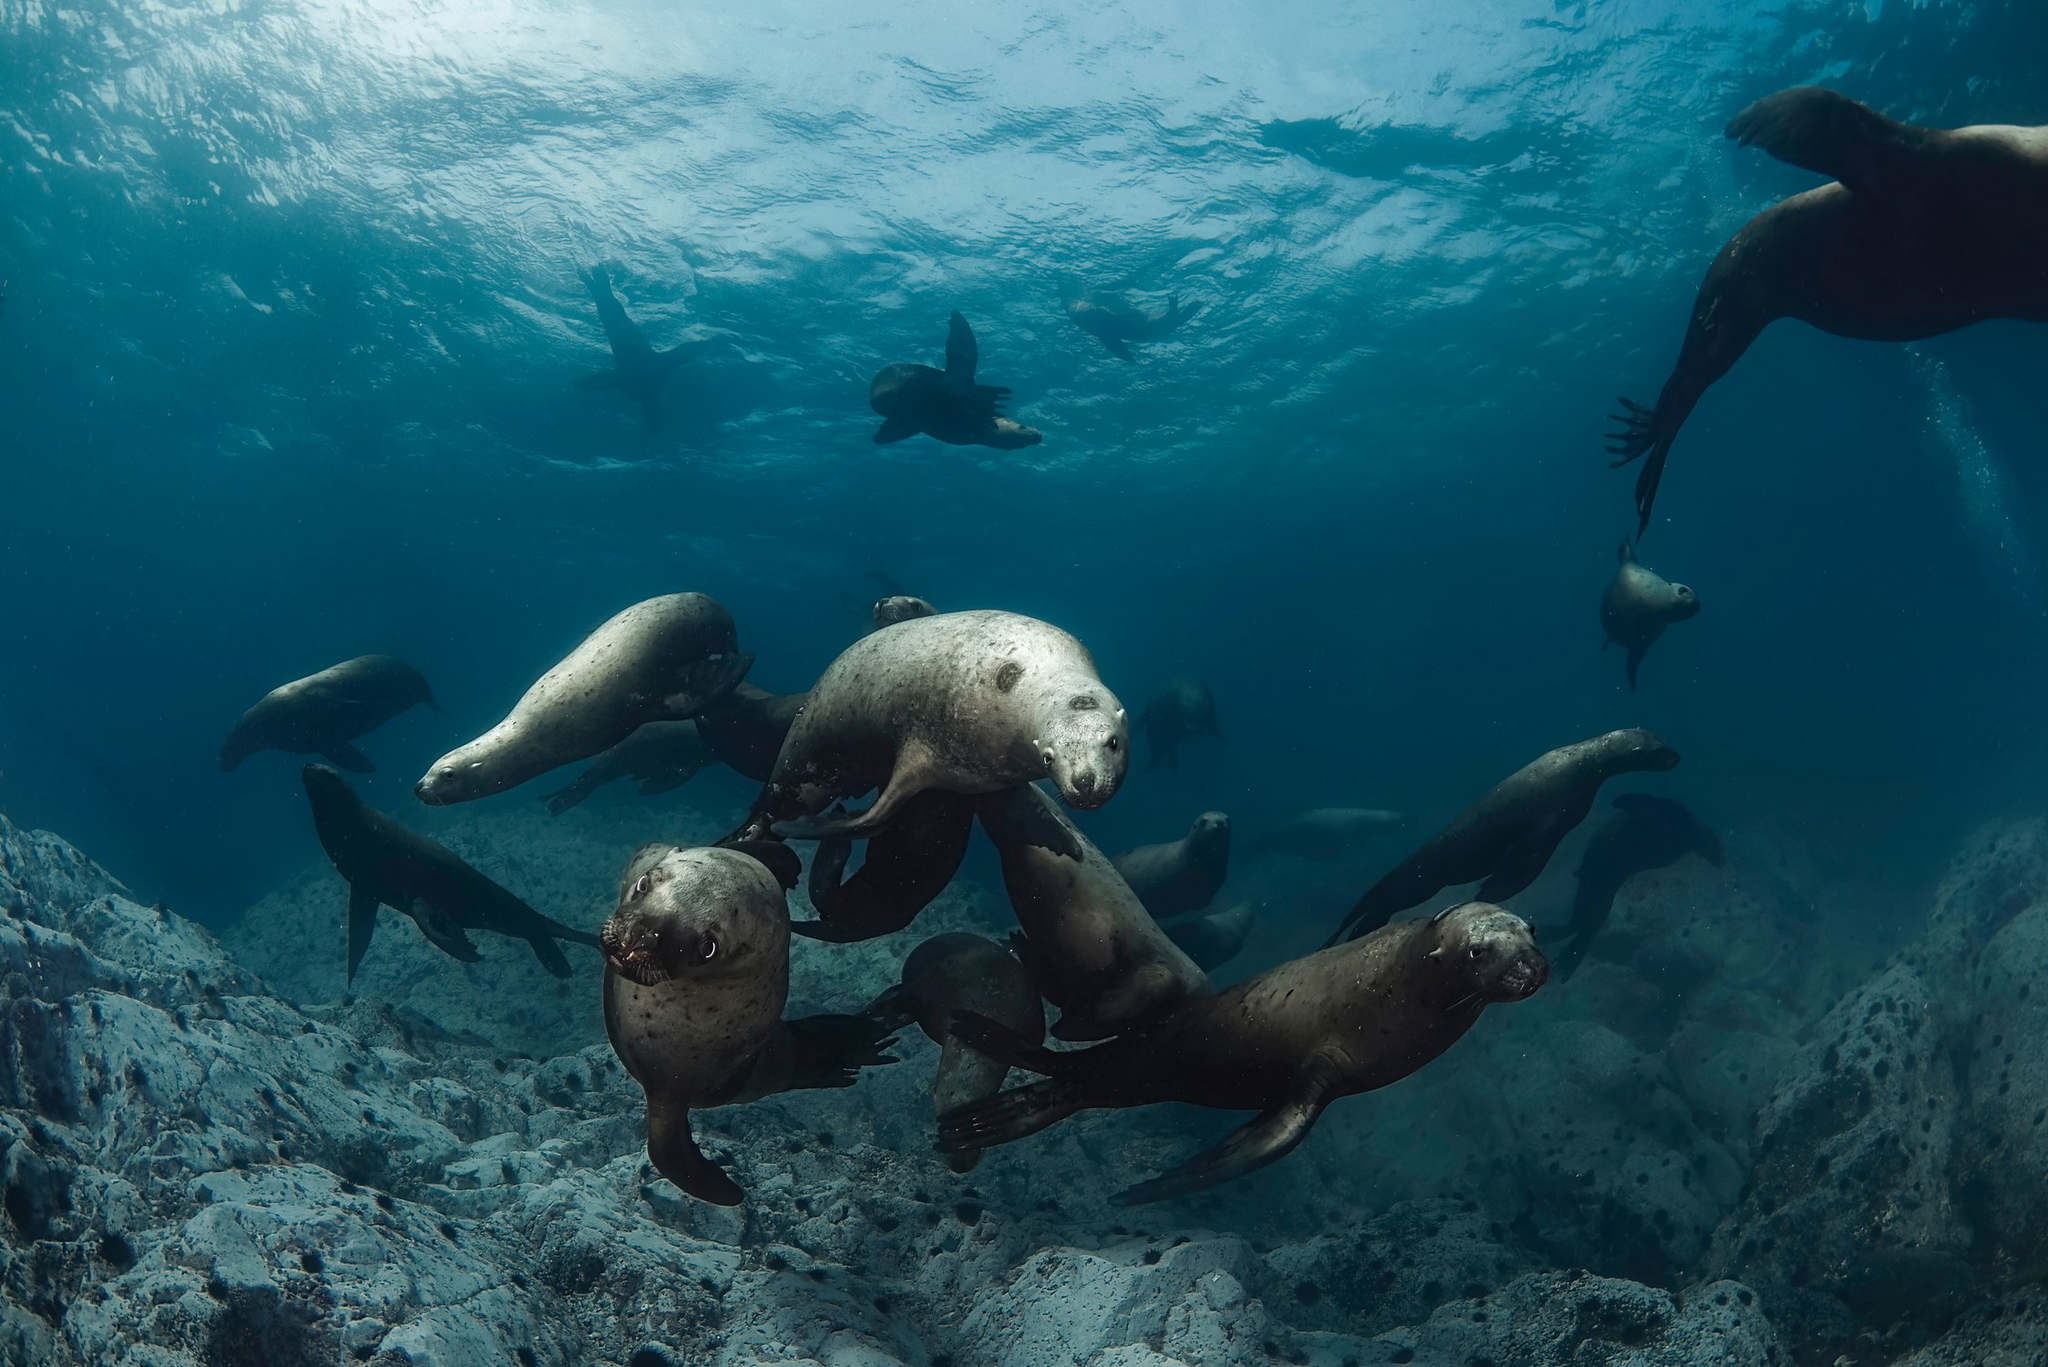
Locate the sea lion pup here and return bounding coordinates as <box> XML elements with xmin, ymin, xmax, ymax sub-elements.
<box><xmin>1246</xmin><ymin>807</ymin><xmax>1406</xmax><ymax>862</ymax></box>
<box><xmin>940</xmin><ymin>902</ymin><xmax>1547</xmax><ymax>1203</ymax></box>
<box><xmin>222</xmin><ymin>655</ymin><xmax>438</xmax><ymax>773</ymax></box>
<box><xmin>977</xmin><ymin>783</ymin><xmax>1206</xmax><ymax>1041</ymax></box>
<box><xmin>574</xmin><ymin>266</ymin><xmax>690</xmax><ymax>432</ymax></box>
<box><xmin>873</xmin><ymin>595</ymin><xmax>938</xmax><ymax>630</ymax></box>
<box><xmin>795</xmin><ymin>790</ymin><xmax>977</xmax><ymax>943</ymax></box>
<box><xmin>1609</xmin><ymin>87</ymin><xmax>2048</xmax><ymax>535</ymax></box>
<box><xmin>1113</xmin><ymin>812</ymin><xmax>1231</xmax><ymax>920</ymax></box>
<box><xmin>1063</xmin><ymin>289</ymin><xmax>1197</xmax><ymax>361</ymax></box>
<box><xmin>544</xmin><ymin>721</ymin><xmax>715</xmax><ymax>816</ymax></box>
<box><xmin>1164</xmin><ymin>902</ymin><xmax>1255</xmax><ymax>972</ymax></box>
<box><xmin>1327</xmin><ymin>728</ymin><xmax>1681</xmax><ymax>946</ymax></box>
<box><xmin>725</xmin><ymin>610</ymin><xmax>1128</xmax><ymax>844</ymax></box>
<box><xmin>868</xmin><ymin>933</ymin><xmax>1044</xmax><ymax>1173</ymax></box>
<box><xmin>602</xmin><ymin>843</ymin><xmax>898</xmax><ymax>1205</ymax></box>
<box><xmin>417</xmin><ymin>593</ymin><xmax>751</xmax><ymax>806</ymax></box>
<box><xmin>1137</xmin><ymin>676</ymin><xmax>1221</xmax><ymax>772</ymax></box>
<box><xmin>1601</xmin><ymin>542</ymin><xmax>1699</xmax><ymax>690</ymax></box>
<box><xmin>694</xmin><ymin>682</ymin><xmax>808</xmax><ymax>784</ymax></box>
<box><xmin>300</xmin><ymin>764</ymin><xmax>599</xmax><ymax>984</ymax></box>
<box><xmin>869</xmin><ymin>312</ymin><xmax>1043</xmax><ymax>450</ymax></box>
<box><xmin>1549</xmin><ymin>794</ymin><xmax>1725</xmax><ymax>982</ymax></box>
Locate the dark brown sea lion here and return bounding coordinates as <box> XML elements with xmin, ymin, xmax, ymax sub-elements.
<box><xmin>1610</xmin><ymin>87</ymin><xmax>2048</xmax><ymax>534</ymax></box>
<box><xmin>222</xmin><ymin>655</ymin><xmax>438</xmax><ymax>773</ymax></box>
<box><xmin>1549</xmin><ymin>794</ymin><xmax>1725</xmax><ymax>982</ymax></box>
<box><xmin>543</xmin><ymin>720</ymin><xmax>715</xmax><ymax>815</ymax></box>
<box><xmin>1063</xmin><ymin>289</ymin><xmax>1197</xmax><ymax>361</ymax></box>
<box><xmin>794</xmin><ymin>790</ymin><xmax>978</xmax><ymax>943</ymax></box>
<box><xmin>1600</xmin><ymin>542</ymin><xmax>1699</xmax><ymax>690</ymax></box>
<box><xmin>1164</xmin><ymin>902</ymin><xmax>1255</xmax><ymax>972</ymax></box>
<box><xmin>869</xmin><ymin>312</ymin><xmax>1042</xmax><ymax>449</ymax></box>
<box><xmin>1136</xmin><ymin>676</ymin><xmax>1221</xmax><ymax>772</ymax></box>
<box><xmin>695</xmin><ymin>682</ymin><xmax>808</xmax><ymax>783</ymax></box>
<box><xmin>573</xmin><ymin>266</ymin><xmax>689</xmax><ymax>432</ymax></box>
<box><xmin>940</xmin><ymin>902</ymin><xmax>1547</xmax><ymax>1203</ymax></box>
<box><xmin>1113</xmin><ymin>811</ymin><xmax>1231</xmax><ymax>920</ymax></box>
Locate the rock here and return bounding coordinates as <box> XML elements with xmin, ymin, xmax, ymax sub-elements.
<box><xmin>1953</xmin><ymin>899</ymin><xmax>2048</xmax><ymax>1278</ymax></box>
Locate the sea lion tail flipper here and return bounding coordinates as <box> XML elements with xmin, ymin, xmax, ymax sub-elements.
<box><xmin>526</xmin><ymin>934</ymin><xmax>575</xmax><ymax>979</ymax></box>
<box><xmin>874</xmin><ymin>416</ymin><xmax>920</xmax><ymax>444</ymax></box>
<box><xmin>943</xmin><ymin>310</ymin><xmax>978</xmax><ymax>384</ymax></box>
<box><xmin>663</xmin><ymin>651</ymin><xmax>754</xmax><ymax>717</ymax></box>
<box><xmin>544</xmin><ymin>767</ymin><xmax>603</xmax><ymax>815</ymax></box>
<box><xmin>645</xmin><ymin>1100</ymin><xmax>744</xmax><ymax>1206</ymax></box>
<box><xmin>1625</xmin><ymin>646</ymin><xmax>1645</xmax><ymax>691</ymax></box>
<box><xmin>345</xmin><ymin>884</ymin><xmax>381</xmax><ymax>985</ymax></box>
<box><xmin>1112</xmin><ymin>1083</ymin><xmax>1332</xmax><ymax>1206</ymax></box>
<box><xmin>1605</xmin><ymin>397</ymin><xmax>1673</xmax><ymax>538</ymax></box>
<box><xmin>573</xmin><ymin>369</ymin><xmax>623</xmax><ymax>391</ymax></box>
<box><xmin>1724</xmin><ymin>87</ymin><xmax>1917</xmax><ymax>199</ymax></box>
<box><xmin>323</xmin><ymin>743</ymin><xmax>376</xmax><ymax>774</ymax></box>
<box><xmin>946</xmin><ymin>1009</ymin><xmax>1073</xmax><ymax>1076</ymax></box>
<box><xmin>935</xmin><ymin>1079</ymin><xmax>1077</xmax><ymax>1154</ymax></box>
<box><xmin>765</xmin><ymin>1014</ymin><xmax>900</xmax><ymax>1092</ymax></box>
<box><xmin>411</xmin><ymin>901</ymin><xmax>484</xmax><ymax>964</ymax></box>
<box><xmin>1101</xmin><ymin>336</ymin><xmax>1133</xmax><ymax>362</ymax></box>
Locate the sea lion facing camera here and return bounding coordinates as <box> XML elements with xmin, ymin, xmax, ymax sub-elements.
<box><xmin>1246</xmin><ymin>807</ymin><xmax>1407</xmax><ymax>862</ymax></box>
<box><xmin>222</xmin><ymin>655</ymin><xmax>438</xmax><ymax>773</ymax></box>
<box><xmin>1113</xmin><ymin>812</ymin><xmax>1231</xmax><ymax>921</ymax></box>
<box><xmin>1137</xmin><ymin>676</ymin><xmax>1221</xmax><ymax>772</ymax></box>
<box><xmin>795</xmin><ymin>790</ymin><xmax>978</xmax><ymax>943</ymax></box>
<box><xmin>1328</xmin><ymin>729</ymin><xmax>1680</xmax><ymax>945</ymax></box>
<box><xmin>873</xmin><ymin>596</ymin><xmax>938</xmax><ymax>630</ymax></box>
<box><xmin>417</xmin><ymin>593</ymin><xmax>750</xmax><ymax>806</ymax></box>
<box><xmin>544</xmin><ymin>720</ymin><xmax>716</xmax><ymax>815</ymax></box>
<box><xmin>1550</xmin><ymin>794</ymin><xmax>1725</xmax><ymax>982</ymax></box>
<box><xmin>940</xmin><ymin>902</ymin><xmax>1547</xmax><ymax>1203</ymax></box>
<box><xmin>1609</xmin><ymin>87</ymin><xmax>2048</xmax><ymax>535</ymax></box>
<box><xmin>726</xmin><ymin>610</ymin><xmax>1128</xmax><ymax>844</ymax></box>
<box><xmin>870</xmin><ymin>312</ymin><xmax>1043</xmax><ymax>450</ymax></box>
<box><xmin>1601</xmin><ymin>542</ymin><xmax>1699</xmax><ymax>689</ymax></box>
<box><xmin>1063</xmin><ymin>289</ymin><xmax>1197</xmax><ymax>361</ymax></box>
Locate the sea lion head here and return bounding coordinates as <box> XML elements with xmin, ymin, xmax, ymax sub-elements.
<box><xmin>1034</xmin><ymin>688</ymin><xmax>1130</xmax><ymax>810</ymax></box>
<box><xmin>600</xmin><ymin>846</ymin><xmax>787</xmax><ymax>988</ymax></box>
<box><xmin>1188</xmin><ymin>811</ymin><xmax>1231</xmax><ymax>849</ymax></box>
<box><xmin>1663</xmin><ymin>581</ymin><xmax>1701</xmax><ymax>622</ymax></box>
<box><xmin>874</xmin><ymin>596</ymin><xmax>938</xmax><ymax>630</ymax></box>
<box><xmin>1426</xmin><ymin>902</ymin><xmax>1549</xmax><ymax>1005</ymax></box>
<box><xmin>1598</xmin><ymin>727</ymin><xmax>1680</xmax><ymax>775</ymax></box>
<box><xmin>415</xmin><ymin>745</ymin><xmax>492</xmax><ymax>806</ymax></box>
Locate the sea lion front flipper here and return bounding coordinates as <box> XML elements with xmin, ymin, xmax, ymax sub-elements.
<box><xmin>345</xmin><ymin>884</ymin><xmax>381</xmax><ymax>985</ymax></box>
<box><xmin>645</xmin><ymin>1099</ymin><xmax>744</xmax><ymax>1206</ymax></box>
<box><xmin>1724</xmin><ymin>87</ymin><xmax>1921</xmax><ymax>199</ymax></box>
<box><xmin>1624</xmin><ymin>645</ymin><xmax>1646</xmax><ymax>691</ymax></box>
<box><xmin>874</xmin><ymin>416</ymin><xmax>921</xmax><ymax>444</ymax></box>
<box><xmin>1475</xmin><ymin>821</ymin><xmax>1568</xmax><ymax>905</ymax></box>
<box><xmin>732</xmin><ymin>1016</ymin><xmax>899</xmax><ymax>1101</ymax></box>
<box><xmin>1112</xmin><ymin>1066</ymin><xmax>1335</xmax><ymax>1206</ymax></box>
<box><xmin>943</xmin><ymin>310</ymin><xmax>978</xmax><ymax>384</ymax></box>
<box><xmin>773</xmin><ymin>755</ymin><xmax>928</xmax><ymax>841</ymax></box>
<box><xmin>322</xmin><ymin>742</ymin><xmax>376</xmax><ymax>774</ymax></box>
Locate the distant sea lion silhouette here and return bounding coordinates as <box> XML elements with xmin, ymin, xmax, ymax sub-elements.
<box><xmin>300</xmin><ymin>764</ymin><xmax>599</xmax><ymax>984</ymax></box>
<box><xmin>939</xmin><ymin>902</ymin><xmax>1547</xmax><ymax>1203</ymax></box>
<box><xmin>795</xmin><ymin>790</ymin><xmax>977</xmax><ymax>943</ymax></box>
<box><xmin>869</xmin><ymin>312</ymin><xmax>1042</xmax><ymax>450</ymax></box>
<box><xmin>221</xmin><ymin>655</ymin><xmax>437</xmax><ymax>773</ymax></box>
<box><xmin>1601</xmin><ymin>542</ymin><xmax>1699</xmax><ymax>689</ymax></box>
<box><xmin>574</xmin><ymin>266</ymin><xmax>690</xmax><ymax>432</ymax></box>
<box><xmin>1610</xmin><ymin>87</ymin><xmax>2048</xmax><ymax>535</ymax></box>
<box><xmin>1548</xmin><ymin>794</ymin><xmax>1725</xmax><ymax>982</ymax></box>
<box><xmin>873</xmin><ymin>596</ymin><xmax>938</xmax><ymax>630</ymax></box>
<box><xmin>694</xmin><ymin>683</ymin><xmax>807</xmax><ymax>784</ymax></box>
<box><xmin>543</xmin><ymin>721</ymin><xmax>716</xmax><ymax>815</ymax></box>
<box><xmin>1164</xmin><ymin>902</ymin><xmax>1254</xmax><ymax>972</ymax></box>
<box><xmin>1063</xmin><ymin>289</ymin><xmax>1196</xmax><ymax>361</ymax></box>
<box><xmin>417</xmin><ymin>593</ymin><xmax>750</xmax><ymax>806</ymax></box>
<box><xmin>1246</xmin><ymin>807</ymin><xmax>1406</xmax><ymax>862</ymax></box>
<box><xmin>1113</xmin><ymin>812</ymin><xmax>1231</xmax><ymax>920</ymax></box>
<box><xmin>1328</xmin><ymin>729</ymin><xmax>1681</xmax><ymax>945</ymax></box>
<box><xmin>1137</xmin><ymin>676</ymin><xmax>1221</xmax><ymax>772</ymax></box>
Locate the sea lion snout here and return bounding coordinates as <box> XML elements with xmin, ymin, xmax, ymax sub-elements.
<box><xmin>1492</xmin><ymin>945</ymin><xmax>1550</xmax><ymax>1001</ymax></box>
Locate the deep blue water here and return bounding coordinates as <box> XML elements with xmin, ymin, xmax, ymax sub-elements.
<box><xmin>5</xmin><ymin>0</ymin><xmax>2048</xmax><ymax>928</ymax></box>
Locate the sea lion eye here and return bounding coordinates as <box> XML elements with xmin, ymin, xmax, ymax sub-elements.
<box><xmin>1107</xmin><ymin>737</ymin><xmax>1120</xmax><ymax>752</ymax></box>
<box><xmin>1042</xmin><ymin>749</ymin><xmax>1056</xmax><ymax>769</ymax></box>
<box><xmin>1466</xmin><ymin>946</ymin><xmax>1486</xmax><ymax>962</ymax></box>
<box><xmin>699</xmin><ymin>937</ymin><xmax>718</xmax><ymax>961</ymax></box>
<box><xmin>630</xmin><ymin>874</ymin><xmax>651</xmax><ymax>900</ymax></box>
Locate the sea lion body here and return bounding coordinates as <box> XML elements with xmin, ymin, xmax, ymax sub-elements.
<box><xmin>1137</xmin><ymin>676</ymin><xmax>1221</xmax><ymax>772</ymax></box>
<box><xmin>797</xmin><ymin>789</ymin><xmax>978</xmax><ymax>943</ymax></box>
<box><xmin>1610</xmin><ymin>88</ymin><xmax>2048</xmax><ymax>533</ymax></box>
<box><xmin>940</xmin><ymin>903</ymin><xmax>1547</xmax><ymax>1202</ymax></box>
<box><xmin>1330</xmin><ymin>729</ymin><xmax>1680</xmax><ymax>945</ymax></box>
<box><xmin>1063</xmin><ymin>291</ymin><xmax>1195</xmax><ymax>362</ymax></box>
<box><xmin>1164</xmin><ymin>902</ymin><xmax>1255</xmax><ymax>972</ymax></box>
<box><xmin>869</xmin><ymin>312</ymin><xmax>1042</xmax><ymax>450</ymax></box>
<box><xmin>575</xmin><ymin>266</ymin><xmax>690</xmax><ymax>432</ymax></box>
<box><xmin>873</xmin><ymin>596</ymin><xmax>938</xmax><ymax>629</ymax></box>
<box><xmin>977</xmin><ymin>783</ymin><xmax>1206</xmax><ymax>1041</ymax></box>
<box><xmin>417</xmin><ymin>593</ymin><xmax>750</xmax><ymax>806</ymax></box>
<box><xmin>1114</xmin><ymin>812</ymin><xmax>1231</xmax><ymax>920</ymax></box>
<box><xmin>1600</xmin><ymin>542</ymin><xmax>1698</xmax><ymax>689</ymax></box>
<box><xmin>300</xmin><ymin>764</ymin><xmax>598</xmax><ymax>984</ymax></box>
<box><xmin>222</xmin><ymin>655</ymin><xmax>437</xmax><ymax>773</ymax></box>
<box><xmin>1247</xmin><ymin>807</ymin><xmax>1407</xmax><ymax>862</ymax></box>
<box><xmin>694</xmin><ymin>682</ymin><xmax>807</xmax><ymax>783</ymax></box>
<box><xmin>1553</xmin><ymin>795</ymin><xmax>1725</xmax><ymax>981</ymax></box>
<box><xmin>733</xmin><ymin>610</ymin><xmax>1128</xmax><ymax>843</ymax></box>
<box><xmin>544</xmin><ymin>721</ymin><xmax>716</xmax><ymax>815</ymax></box>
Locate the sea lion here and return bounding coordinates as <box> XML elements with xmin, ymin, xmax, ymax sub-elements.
<box><xmin>601</xmin><ymin>843</ymin><xmax>896</xmax><ymax>1205</ymax></box>
<box><xmin>1063</xmin><ymin>289</ymin><xmax>1197</xmax><ymax>361</ymax></box>
<box><xmin>1549</xmin><ymin>794</ymin><xmax>1725</xmax><ymax>982</ymax></box>
<box><xmin>1327</xmin><ymin>729</ymin><xmax>1681</xmax><ymax>945</ymax></box>
<box><xmin>574</xmin><ymin>266</ymin><xmax>690</xmax><ymax>432</ymax></box>
<box><xmin>1246</xmin><ymin>807</ymin><xmax>1407</xmax><ymax>862</ymax></box>
<box><xmin>869</xmin><ymin>312</ymin><xmax>1042</xmax><ymax>450</ymax></box>
<box><xmin>1601</xmin><ymin>542</ymin><xmax>1699</xmax><ymax>689</ymax></box>
<box><xmin>300</xmin><ymin>764</ymin><xmax>599</xmax><ymax>984</ymax></box>
<box><xmin>1114</xmin><ymin>812</ymin><xmax>1231</xmax><ymax>920</ymax></box>
<box><xmin>417</xmin><ymin>593</ymin><xmax>751</xmax><ymax>806</ymax></box>
<box><xmin>544</xmin><ymin>721</ymin><xmax>716</xmax><ymax>815</ymax></box>
<box><xmin>727</xmin><ymin>610</ymin><xmax>1128</xmax><ymax>843</ymax></box>
<box><xmin>868</xmin><ymin>933</ymin><xmax>1044</xmax><ymax>1172</ymax></box>
<box><xmin>1164</xmin><ymin>902</ymin><xmax>1255</xmax><ymax>972</ymax></box>
<box><xmin>977</xmin><ymin>783</ymin><xmax>1207</xmax><ymax>1041</ymax></box>
<box><xmin>874</xmin><ymin>596</ymin><xmax>938</xmax><ymax>629</ymax></box>
<box><xmin>795</xmin><ymin>790</ymin><xmax>978</xmax><ymax>943</ymax></box>
<box><xmin>222</xmin><ymin>655</ymin><xmax>438</xmax><ymax>773</ymax></box>
<box><xmin>1609</xmin><ymin>87</ymin><xmax>2048</xmax><ymax>535</ymax></box>
<box><xmin>694</xmin><ymin>682</ymin><xmax>808</xmax><ymax>784</ymax></box>
<box><xmin>939</xmin><ymin>902</ymin><xmax>1547</xmax><ymax>1203</ymax></box>
<box><xmin>1137</xmin><ymin>677</ymin><xmax>1222</xmax><ymax>772</ymax></box>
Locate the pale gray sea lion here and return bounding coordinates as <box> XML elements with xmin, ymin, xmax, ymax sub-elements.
<box><xmin>417</xmin><ymin>593</ymin><xmax>750</xmax><ymax>806</ymax></box>
<box><xmin>1063</xmin><ymin>289</ymin><xmax>1197</xmax><ymax>361</ymax></box>
<box><xmin>222</xmin><ymin>655</ymin><xmax>438</xmax><ymax>773</ymax></box>
<box><xmin>940</xmin><ymin>902</ymin><xmax>1547</xmax><ymax>1203</ymax></box>
<box><xmin>574</xmin><ymin>266</ymin><xmax>690</xmax><ymax>432</ymax></box>
<box><xmin>1137</xmin><ymin>676</ymin><xmax>1221</xmax><ymax>772</ymax></box>
<box><xmin>1610</xmin><ymin>87</ymin><xmax>2048</xmax><ymax>534</ymax></box>
<box><xmin>1246</xmin><ymin>807</ymin><xmax>1407</xmax><ymax>862</ymax></box>
<box><xmin>1113</xmin><ymin>811</ymin><xmax>1231</xmax><ymax>920</ymax></box>
<box><xmin>1601</xmin><ymin>542</ymin><xmax>1699</xmax><ymax>689</ymax></box>
<box><xmin>870</xmin><ymin>312</ymin><xmax>1043</xmax><ymax>449</ymax></box>
<box><xmin>1163</xmin><ymin>902</ymin><xmax>1255</xmax><ymax>972</ymax></box>
<box><xmin>544</xmin><ymin>720</ymin><xmax>716</xmax><ymax>815</ymax></box>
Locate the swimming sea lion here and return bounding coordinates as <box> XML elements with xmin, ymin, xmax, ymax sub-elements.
<box><xmin>300</xmin><ymin>764</ymin><xmax>599</xmax><ymax>984</ymax></box>
<box><xmin>977</xmin><ymin>783</ymin><xmax>1207</xmax><ymax>1041</ymax></box>
<box><xmin>1601</xmin><ymin>542</ymin><xmax>1699</xmax><ymax>689</ymax></box>
<box><xmin>602</xmin><ymin>843</ymin><xmax>897</xmax><ymax>1205</ymax></box>
<box><xmin>574</xmin><ymin>266</ymin><xmax>690</xmax><ymax>432</ymax></box>
<box><xmin>1609</xmin><ymin>87</ymin><xmax>2048</xmax><ymax>535</ymax></box>
<box><xmin>1549</xmin><ymin>794</ymin><xmax>1725</xmax><ymax>982</ymax></box>
<box><xmin>874</xmin><ymin>595</ymin><xmax>938</xmax><ymax>629</ymax></box>
<box><xmin>869</xmin><ymin>933</ymin><xmax>1044</xmax><ymax>1172</ymax></box>
<box><xmin>1063</xmin><ymin>289</ymin><xmax>1197</xmax><ymax>361</ymax></box>
<box><xmin>1113</xmin><ymin>812</ymin><xmax>1231</xmax><ymax>920</ymax></box>
<box><xmin>727</xmin><ymin>610</ymin><xmax>1128</xmax><ymax>843</ymax></box>
<box><xmin>694</xmin><ymin>682</ymin><xmax>808</xmax><ymax>784</ymax></box>
<box><xmin>222</xmin><ymin>655</ymin><xmax>437</xmax><ymax>773</ymax></box>
<box><xmin>795</xmin><ymin>790</ymin><xmax>977</xmax><ymax>943</ymax></box>
<box><xmin>1327</xmin><ymin>728</ymin><xmax>1681</xmax><ymax>945</ymax></box>
<box><xmin>1136</xmin><ymin>676</ymin><xmax>1221</xmax><ymax>772</ymax></box>
<box><xmin>1164</xmin><ymin>902</ymin><xmax>1255</xmax><ymax>972</ymax></box>
<box><xmin>940</xmin><ymin>901</ymin><xmax>1547</xmax><ymax>1203</ymax></box>
<box><xmin>417</xmin><ymin>593</ymin><xmax>751</xmax><ymax>806</ymax></box>
<box><xmin>1246</xmin><ymin>807</ymin><xmax>1407</xmax><ymax>862</ymax></box>
<box><xmin>544</xmin><ymin>721</ymin><xmax>716</xmax><ymax>815</ymax></box>
<box><xmin>869</xmin><ymin>312</ymin><xmax>1043</xmax><ymax>450</ymax></box>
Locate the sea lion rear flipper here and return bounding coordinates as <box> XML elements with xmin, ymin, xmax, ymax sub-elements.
<box><xmin>874</xmin><ymin>416</ymin><xmax>921</xmax><ymax>444</ymax></box>
<box><xmin>1113</xmin><ymin>1063</ymin><xmax>1337</xmax><ymax>1206</ymax></box>
<box><xmin>345</xmin><ymin>884</ymin><xmax>381</xmax><ymax>985</ymax></box>
<box><xmin>1624</xmin><ymin>645</ymin><xmax>1646</xmax><ymax>691</ymax></box>
<box><xmin>865</xmin><ymin>982</ymin><xmax>920</xmax><ymax>1028</ymax></box>
<box><xmin>1724</xmin><ymin>87</ymin><xmax>1921</xmax><ymax>199</ymax></box>
<box><xmin>544</xmin><ymin>767</ymin><xmax>603</xmax><ymax>815</ymax></box>
<box><xmin>943</xmin><ymin>310</ymin><xmax>978</xmax><ymax>384</ymax></box>
<box><xmin>574</xmin><ymin>369</ymin><xmax>623</xmax><ymax>390</ymax></box>
<box><xmin>636</xmin><ymin>774</ymin><xmax>686</xmax><ymax>796</ymax></box>
<box><xmin>1475</xmin><ymin>823</ymin><xmax>1567</xmax><ymax>905</ymax></box>
<box><xmin>740</xmin><ymin>1016</ymin><xmax>899</xmax><ymax>1099</ymax></box>
<box><xmin>410</xmin><ymin>900</ymin><xmax>483</xmax><ymax>964</ymax></box>
<box><xmin>663</xmin><ymin>652</ymin><xmax>754</xmax><ymax>718</ymax></box>
<box><xmin>322</xmin><ymin>743</ymin><xmax>375</xmax><ymax>774</ymax></box>
<box><xmin>1604</xmin><ymin>396</ymin><xmax>1670</xmax><ymax>540</ymax></box>
<box><xmin>946</xmin><ymin>1009</ymin><xmax>1073</xmax><ymax>1076</ymax></box>
<box><xmin>525</xmin><ymin>934</ymin><xmax>575</xmax><ymax>978</ymax></box>
<box><xmin>774</xmin><ymin>762</ymin><xmax>922</xmax><ymax>841</ymax></box>
<box><xmin>645</xmin><ymin>1099</ymin><xmax>744</xmax><ymax>1206</ymax></box>
<box><xmin>935</xmin><ymin>1078</ymin><xmax>1077</xmax><ymax>1153</ymax></box>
